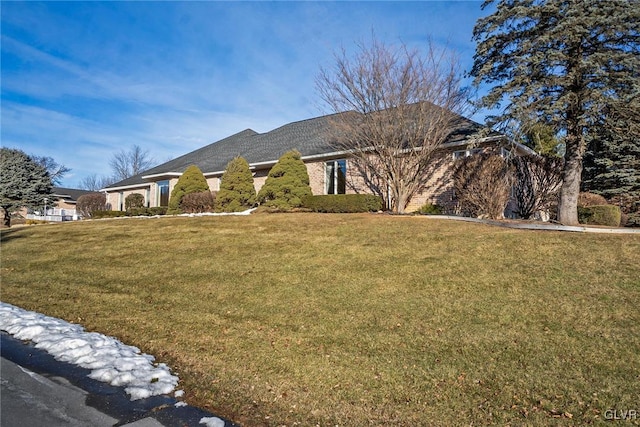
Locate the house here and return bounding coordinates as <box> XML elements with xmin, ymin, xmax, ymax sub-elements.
<box><xmin>103</xmin><ymin>110</ymin><xmax>535</xmax><ymax>213</ymax></box>
<box><xmin>25</xmin><ymin>187</ymin><xmax>100</xmax><ymax>221</ymax></box>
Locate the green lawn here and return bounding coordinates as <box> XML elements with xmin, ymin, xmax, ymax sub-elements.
<box><xmin>1</xmin><ymin>214</ymin><xmax>639</xmax><ymax>426</ymax></box>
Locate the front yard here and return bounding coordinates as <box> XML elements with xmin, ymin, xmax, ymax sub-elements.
<box><xmin>1</xmin><ymin>213</ymin><xmax>639</xmax><ymax>426</ymax></box>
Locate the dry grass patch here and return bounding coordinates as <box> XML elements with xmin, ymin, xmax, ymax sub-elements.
<box><xmin>1</xmin><ymin>214</ymin><xmax>639</xmax><ymax>426</ymax></box>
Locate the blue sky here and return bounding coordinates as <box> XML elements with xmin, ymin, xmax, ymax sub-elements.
<box><xmin>1</xmin><ymin>1</ymin><xmax>492</xmax><ymax>188</ymax></box>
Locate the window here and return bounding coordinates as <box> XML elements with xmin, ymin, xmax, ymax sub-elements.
<box><xmin>157</xmin><ymin>181</ymin><xmax>170</xmax><ymax>207</ymax></box>
<box><xmin>325</xmin><ymin>160</ymin><xmax>347</xmax><ymax>194</ymax></box>
<box><xmin>453</xmin><ymin>148</ymin><xmax>482</xmax><ymax>160</ymax></box>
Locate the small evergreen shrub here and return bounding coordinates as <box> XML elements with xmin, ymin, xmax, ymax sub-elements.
<box><xmin>216</xmin><ymin>157</ymin><xmax>257</xmax><ymax>212</ymax></box>
<box><xmin>416</xmin><ymin>203</ymin><xmax>444</xmax><ymax>215</ymax></box>
<box><xmin>147</xmin><ymin>207</ymin><xmax>168</xmax><ymax>216</ymax></box>
<box><xmin>578</xmin><ymin>205</ymin><xmax>621</xmax><ymax>227</ymax></box>
<box><xmin>126</xmin><ymin>207</ymin><xmax>147</xmax><ymax>216</ymax></box>
<box><xmin>77</xmin><ymin>193</ymin><xmax>108</xmax><ymax>218</ymax></box>
<box><xmin>125</xmin><ymin>193</ymin><xmax>145</xmax><ymax>210</ymax></box>
<box><xmin>181</xmin><ymin>191</ymin><xmax>215</xmax><ymax>213</ymax></box>
<box><xmin>257</xmin><ymin>150</ymin><xmax>312</xmax><ymax>210</ymax></box>
<box><xmin>303</xmin><ymin>194</ymin><xmax>382</xmax><ymax>213</ymax></box>
<box><xmin>168</xmin><ymin>165</ymin><xmax>210</xmax><ymax>214</ymax></box>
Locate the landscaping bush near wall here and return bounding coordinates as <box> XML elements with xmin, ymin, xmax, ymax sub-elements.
<box><xmin>91</xmin><ymin>210</ymin><xmax>127</xmax><ymax>219</ymax></box>
<box><xmin>77</xmin><ymin>193</ymin><xmax>108</xmax><ymax>218</ymax></box>
<box><xmin>125</xmin><ymin>193</ymin><xmax>145</xmax><ymax>211</ymax></box>
<box><xmin>180</xmin><ymin>191</ymin><xmax>215</xmax><ymax>213</ymax></box>
<box><xmin>303</xmin><ymin>194</ymin><xmax>382</xmax><ymax>213</ymax></box>
<box><xmin>578</xmin><ymin>192</ymin><xmax>608</xmax><ymax>207</ymax></box>
<box><xmin>452</xmin><ymin>153</ymin><xmax>514</xmax><ymax>219</ymax></box>
<box><xmin>91</xmin><ymin>207</ymin><xmax>168</xmax><ymax>219</ymax></box>
<box><xmin>416</xmin><ymin>203</ymin><xmax>444</xmax><ymax>215</ymax></box>
<box><xmin>127</xmin><ymin>207</ymin><xmax>168</xmax><ymax>216</ymax></box>
<box><xmin>578</xmin><ymin>205</ymin><xmax>621</xmax><ymax>227</ymax></box>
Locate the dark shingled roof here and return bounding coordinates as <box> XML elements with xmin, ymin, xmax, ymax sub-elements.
<box><xmin>105</xmin><ymin>108</ymin><xmax>489</xmax><ymax>190</ymax></box>
<box><xmin>52</xmin><ymin>187</ymin><xmax>101</xmax><ymax>202</ymax></box>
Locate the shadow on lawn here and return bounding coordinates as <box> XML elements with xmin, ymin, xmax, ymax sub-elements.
<box><xmin>0</xmin><ymin>228</ymin><xmax>27</xmax><ymax>244</ymax></box>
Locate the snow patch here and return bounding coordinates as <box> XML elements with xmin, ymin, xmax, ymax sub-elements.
<box><xmin>0</xmin><ymin>302</ymin><xmax>179</xmax><ymax>400</ymax></box>
<box><xmin>200</xmin><ymin>416</ymin><xmax>226</xmax><ymax>427</ymax></box>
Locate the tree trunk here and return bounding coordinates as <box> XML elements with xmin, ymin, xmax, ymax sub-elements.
<box><xmin>395</xmin><ymin>193</ymin><xmax>408</xmax><ymax>214</ymax></box>
<box><xmin>391</xmin><ymin>180</ymin><xmax>410</xmax><ymax>214</ymax></box>
<box><xmin>2</xmin><ymin>208</ymin><xmax>11</xmax><ymax>228</ymax></box>
<box><xmin>557</xmin><ymin>136</ymin><xmax>583</xmax><ymax>226</ymax></box>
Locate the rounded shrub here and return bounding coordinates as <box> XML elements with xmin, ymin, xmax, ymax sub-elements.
<box><xmin>257</xmin><ymin>150</ymin><xmax>312</xmax><ymax>210</ymax></box>
<box><xmin>77</xmin><ymin>193</ymin><xmax>108</xmax><ymax>218</ymax></box>
<box><xmin>578</xmin><ymin>205</ymin><xmax>621</xmax><ymax>227</ymax></box>
<box><xmin>168</xmin><ymin>165</ymin><xmax>210</xmax><ymax>214</ymax></box>
<box><xmin>416</xmin><ymin>203</ymin><xmax>444</xmax><ymax>215</ymax></box>
<box><xmin>216</xmin><ymin>157</ymin><xmax>256</xmax><ymax>212</ymax></box>
<box><xmin>125</xmin><ymin>193</ymin><xmax>145</xmax><ymax>211</ymax></box>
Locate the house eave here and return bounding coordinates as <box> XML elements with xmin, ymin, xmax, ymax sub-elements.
<box><xmin>101</xmin><ymin>183</ymin><xmax>152</xmax><ymax>192</ymax></box>
<box><xmin>141</xmin><ymin>172</ymin><xmax>183</xmax><ymax>180</ymax></box>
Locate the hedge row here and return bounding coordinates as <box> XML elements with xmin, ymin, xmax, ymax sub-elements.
<box><xmin>578</xmin><ymin>205</ymin><xmax>621</xmax><ymax>227</ymax></box>
<box><xmin>92</xmin><ymin>207</ymin><xmax>168</xmax><ymax>219</ymax></box>
<box><xmin>303</xmin><ymin>194</ymin><xmax>382</xmax><ymax>213</ymax></box>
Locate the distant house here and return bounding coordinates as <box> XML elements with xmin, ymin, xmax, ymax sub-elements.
<box><xmin>103</xmin><ymin>109</ymin><xmax>535</xmax><ymax>213</ymax></box>
<box><xmin>25</xmin><ymin>187</ymin><xmax>100</xmax><ymax>221</ymax></box>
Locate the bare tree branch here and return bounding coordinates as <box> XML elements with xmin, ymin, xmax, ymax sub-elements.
<box><xmin>32</xmin><ymin>155</ymin><xmax>71</xmax><ymax>186</ymax></box>
<box><xmin>317</xmin><ymin>37</ymin><xmax>469</xmax><ymax>213</ymax></box>
<box><xmin>109</xmin><ymin>145</ymin><xmax>155</xmax><ymax>181</ymax></box>
<box><xmin>78</xmin><ymin>174</ymin><xmax>115</xmax><ymax>191</ymax></box>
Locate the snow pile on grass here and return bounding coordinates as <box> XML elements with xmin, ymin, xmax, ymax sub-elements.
<box><xmin>200</xmin><ymin>417</ymin><xmax>226</xmax><ymax>427</ymax></box>
<box><xmin>0</xmin><ymin>302</ymin><xmax>179</xmax><ymax>400</ymax></box>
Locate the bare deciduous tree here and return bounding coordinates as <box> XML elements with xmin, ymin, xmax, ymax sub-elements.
<box><xmin>109</xmin><ymin>145</ymin><xmax>155</xmax><ymax>181</ymax></box>
<box><xmin>32</xmin><ymin>155</ymin><xmax>71</xmax><ymax>186</ymax></box>
<box><xmin>78</xmin><ymin>173</ymin><xmax>115</xmax><ymax>191</ymax></box>
<box><xmin>316</xmin><ymin>37</ymin><xmax>469</xmax><ymax>213</ymax></box>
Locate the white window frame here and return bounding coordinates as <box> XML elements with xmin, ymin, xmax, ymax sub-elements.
<box><xmin>325</xmin><ymin>159</ymin><xmax>347</xmax><ymax>195</ymax></box>
<box><xmin>452</xmin><ymin>148</ymin><xmax>482</xmax><ymax>160</ymax></box>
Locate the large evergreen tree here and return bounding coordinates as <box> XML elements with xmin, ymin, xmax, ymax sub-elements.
<box><xmin>257</xmin><ymin>150</ymin><xmax>312</xmax><ymax>210</ymax></box>
<box><xmin>470</xmin><ymin>0</ymin><xmax>639</xmax><ymax>225</ymax></box>
<box><xmin>167</xmin><ymin>165</ymin><xmax>210</xmax><ymax>214</ymax></box>
<box><xmin>216</xmin><ymin>157</ymin><xmax>257</xmax><ymax>212</ymax></box>
<box><xmin>0</xmin><ymin>148</ymin><xmax>53</xmax><ymax>227</ymax></box>
<box><xmin>582</xmin><ymin>105</ymin><xmax>640</xmax><ymax>225</ymax></box>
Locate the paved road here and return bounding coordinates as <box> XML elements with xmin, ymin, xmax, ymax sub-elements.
<box><xmin>1</xmin><ymin>333</ymin><xmax>237</xmax><ymax>427</ymax></box>
<box><xmin>1</xmin><ymin>356</ymin><xmax>126</xmax><ymax>427</ymax></box>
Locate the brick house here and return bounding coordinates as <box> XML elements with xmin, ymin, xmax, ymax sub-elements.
<box><xmin>103</xmin><ymin>110</ymin><xmax>535</xmax><ymax>213</ymax></box>
<box><xmin>24</xmin><ymin>187</ymin><xmax>100</xmax><ymax>221</ymax></box>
